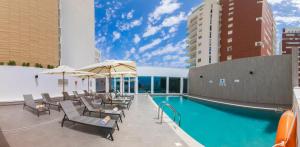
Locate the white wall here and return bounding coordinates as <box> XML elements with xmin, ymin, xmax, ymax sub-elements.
<box><xmin>0</xmin><ymin>66</ymin><xmax>95</xmax><ymax>102</ymax></box>
<box><xmin>59</xmin><ymin>0</ymin><xmax>99</xmax><ymax>68</ymax></box>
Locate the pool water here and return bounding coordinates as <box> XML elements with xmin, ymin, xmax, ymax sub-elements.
<box><xmin>152</xmin><ymin>96</ymin><xmax>282</xmax><ymax>147</ymax></box>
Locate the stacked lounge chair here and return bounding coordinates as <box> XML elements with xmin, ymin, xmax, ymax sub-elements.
<box><xmin>98</xmin><ymin>93</ymin><xmax>131</xmax><ymax>110</ymax></box>
<box><xmin>23</xmin><ymin>94</ymin><xmax>50</xmax><ymax>117</ymax></box>
<box><xmin>41</xmin><ymin>93</ymin><xmax>61</xmax><ymax>111</ymax></box>
<box><xmin>60</xmin><ymin>100</ymin><xmax>119</xmax><ymax>141</ymax></box>
<box><xmin>81</xmin><ymin>97</ymin><xmax>124</xmax><ymax>122</ymax></box>
<box><xmin>62</xmin><ymin>92</ymin><xmax>81</xmax><ymax>105</ymax></box>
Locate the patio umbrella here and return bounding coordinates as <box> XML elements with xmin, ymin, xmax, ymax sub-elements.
<box><xmin>79</xmin><ymin>60</ymin><xmax>137</xmax><ymax>93</ymax></box>
<box><xmin>41</xmin><ymin>65</ymin><xmax>88</xmax><ymax>99</ymax></box>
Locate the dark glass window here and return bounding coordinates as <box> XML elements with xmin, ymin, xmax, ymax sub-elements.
<box><xmin>110</xmin><ymin>78</ymin><xmax>115</xmax><ymax>91</ymax></box>
<box><xmin>130</xmin><ymin>77</ymin><xmax>135</xmax><ymax>93</ymax></box>
<box><xmin>115</xmin><ymin>78</ymin><xmax>120</xmax><ymax>92</ymax></box>
<box><xmin>169</xmin><ymin>77</ymin><xmax>180</xmax><ymax>93</ymax></box>
<box><xmin>138</xmin><ymin>76</ymin><xmax>151</xmax><ymax>93</ymax></box>
<box><xmin>183</xmin><ymin>78</ymin><xmax>188</xmax><ymax>93</ymax></box>
<box><xmin>124</xmin><ymin>77</ymin><xmax>129</xmax><ymax>93</ymax></box>
<box><xmin>154</xmin><ymin>77</ymin><xmax>166</xmax><ymax>93</ymax></box>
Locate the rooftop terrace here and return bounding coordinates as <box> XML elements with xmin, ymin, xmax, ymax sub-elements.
<box><xmin>0</xmin><ymin>95</ymin><xmax>190</xmax><ymax>147</ymax></box>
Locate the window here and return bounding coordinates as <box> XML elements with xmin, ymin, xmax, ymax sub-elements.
<box><xmin>228</xmin><ymin>17</ymin><xmax>233</xmax><ymax>22</ymax></box>
<box><xmin>138</xmin><ymin>76</ymin><xmax>151</xmax><ymax>93</ymax></box>
<box><xmin>229</xmin><ymin>2</ymin><xmax>234</xmax><ymax>6</ymax></box>
<box><xmin>198</xmin><ymin>50</ymin><xmax>202</xmax><ymax>54</ymax></box>
<box><xmin>124</xmin><ymin>77</ymin><xmax>129</xmax><ymax>93</ymax></box>
<box><xmin>115</xmin><ymin>78</ymin><xmax>120</xmax><ymax>92</ymax></box>
<box><xmin>228</xmin><ymin>38</ymin><xmax>232</xmax><ymax>43</ymax></box>
<box><xmin>183</xmin><ymin>78</ymin><xmax>188</xmax><ymax>93</ymax></box>
<box><xmin>227</xmin><ymin>46</ymin><xmax>232</xmax><ymax>51</ymax></box>
<box><xmin>129</xmin><ymin>77</ymin><xmax>135</xmax><ymax>93</ymax></box>
<box><xmin>255</xmin><ymin>41</ymin><xmax>264</xmax><ymax>47</ymax></box>
<box><xmin>256</xmin><ymin>17</ymin><xmax>262</xmax><ymax>21</ymax></box>
<box><xmin>229</xmin><ymin>7</ymin><xmax>234</xmax><ymax>11</ymax></box>
<box><xmin>228</xmin><ymin>30</ymin><xmax>233</xmax><ymax>35</ymax></box>
<box><xmin>154</xmin><ymin>77</ymin><xmax>166</xmax><ymax>93</ymax></box>
<box><xmin>169</xmin><ymin>77</ymin><xmax>181</xmax><ymax>93</ymax></box>
<box><xmin>198</xmin><ymin>58</ymin><xmax>201</xmax><ymax>62</ymax></box>
<box><xmin>228</xmin><ymin>23</ymin><xmax>233</xmax><ymax>28</ymax></box>
<box><xmin>227</xmin><ymin>55</ymin><xmax>232</xmax><ymax>60</ymax></box>
<box><xmin>228</xmin><ymin>11</ymin><xmax>234</xmax><ymax>16</ymax></box>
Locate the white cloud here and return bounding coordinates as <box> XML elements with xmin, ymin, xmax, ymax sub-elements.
<box><xmin>124</xmin><ymin>47</ymin><xmax>136</xmax><ymax>59</ymax></box>
<box><xmin>117</xmin><ymin>17</ymin><xmax>143</xmax><ymax>31</ymax></box>
<box><xmin>141</xmin><ymin>38</ymin><xmax>186</xmax><ymax>60</ymax></box>
<box><xmin>163</xmin><ymin>54</ymin><xmax>179</xmax><ymax>61</ymax></box>
<box><xmin>268</xmin><ymin>0</ymin><xmax>284</xmax><ymax>4</ymax></box>
<box><xmin>133</xmin><ymin>34</ymin><xmax>141</xmax><ymax>44</ymax></box>
<box><xmin>149</xmin><ymin>0</ymin><xmax>181</xmax><ymax>23</ymax></box>
<box><xmin>139</xmin><ymin>39</ymin><xmax>162</xmax><ymax>53</ymax></box>
<box><xmin>291</xmin><ymin>0</ymin><xmax>300</xmax><ymax>9</ymax></box>
<box><xmin>169</xmin><ymin>27</ymin><xmax>177</xmax><ymax>33</ymax></box>
<box><xmin>113</xmin><ymin>31</ymin><xmax>121</xmax><ymax>41</ymax></box>
<box><xmin>275</xmin><ymin>16</ymin><xmax>300</xmax><ymax>24</ymax></box>
<box><xmin>143</xmin><ymin>12</ymin><xmax>186</xmax><ymax>38</ymax></box>
<box><xmin>127</xmin><ymin>10</ymin><xmax>134</xmax><ymax>19</ymax></box>
<box><xmin>161</xmin><ymin>12</ymin><xmax>186</xmax><ymax>27</ymax></box>
<box><xmin>143</xmin><ymin>25</ymin><xmax>161</xmax><ymax>37</ymax></box>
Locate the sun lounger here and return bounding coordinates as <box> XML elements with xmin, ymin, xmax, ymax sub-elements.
<box><xmin>60</xmin><ymin>100</ymin><xmax>119</xmax><ymax>141</ymax></box>
<box><xmin>23</xmin><ymin>94</ymin><xmax>50</xmax><ymax>117</ymax></box>
<box><xmin>99</xmin><ymin>93</ymin><xmax>131</xmax><ymax>110</ymax></box>
<box><xmin>62</xmin><ymin>92</ymin><xmax>81</xmax><ymax>105</ymax></box>
<box><xmin>41</xmin><ymin>93</ymin><xmax>61</xmax><ymax>111</ymax></box>
<box><xmin>81</xmin><ymin>97</ymin><xmax>124</xmax><ymax>122</ymax></box>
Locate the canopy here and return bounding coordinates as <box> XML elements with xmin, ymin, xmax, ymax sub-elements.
<box><xmin>79</xmin><ymin>60</ymin><xmax>137</xmax><ymax>93</ymax></box>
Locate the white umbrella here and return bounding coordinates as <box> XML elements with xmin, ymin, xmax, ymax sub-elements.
<box><xmin>79</xmin><ymin>60</ymin><xmax>137</xmax><ymax>93</ymax></box>
<box><xmin>41</xmin><ymin>65</ymin><xmax>89</xmax><ymax>99</ymax></box>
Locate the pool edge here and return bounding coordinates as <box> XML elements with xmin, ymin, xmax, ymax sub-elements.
<box><xmin>148</xmin><ymin>94</ymin><xmax>205</xmax><ymax>147</ymax></box>
<box><xmin>184</xmin><ymin>94</ymin><xmax>286</xmax><ymax>112</ymax></box>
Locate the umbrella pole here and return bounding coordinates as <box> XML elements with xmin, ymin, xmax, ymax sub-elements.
<box><xmin>63</xmin><ymin>72</ymin><xmax>65</xmax><ymax>100</ymax></box>
<box><xmin>88</xmin><ymin>76</ymin><xmax>90</xmax><ymax>93</ymax></box>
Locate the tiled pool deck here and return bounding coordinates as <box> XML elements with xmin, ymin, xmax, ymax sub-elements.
<box><xmin>0</xmin><ymin>95</ymin><xmax>189</xmax><ymax>147</ymax></box>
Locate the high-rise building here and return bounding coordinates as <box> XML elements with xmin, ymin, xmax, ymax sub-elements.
<box><xmin>281</xmin><ymin>28</ymin><xmax>300</xmax><ymax>54</ymax></box>
<box><xmin>219</xmin><ymin>0</ymin><xmax>276</xmax><ymax>61</ymax></box>
<box><xmin>0</xmin><ymin>0</ymin><xmax>60</xmax><ymax>67</ymax></box>
<box><xmin>59</xmin><ymin>0</ymin><xmax>100</xmax><ymax>68</ymax></box>
<box><xmin>187</xmin><ymin>0</ymin><xmax>221</xmax><ymax>68</ymax></box>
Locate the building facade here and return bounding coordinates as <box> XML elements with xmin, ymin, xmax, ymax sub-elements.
<box><xmin>282</xmin><ymin>28</ymin><xmax>300</xmax><ymax>54</ymax></box>
<box><xmin>187</xmin><ymin>0</ymin><xmax>220</xmax><ymax>68</ymax></box>
<box><xmin>219</xmin><ymin>0</ymin><xmax>276</xmax><ymax>61</ymax></box>
<box><xmin>0</xmin><ymin>0</ymin><xmax>60</xmax><ymax>67</ymax></box>
<box><xmin>59</xmin><ymin>0</ymin><xmax>100</xmax><ymax>68</ymax></box>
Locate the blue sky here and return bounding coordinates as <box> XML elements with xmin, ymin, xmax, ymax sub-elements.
<box><xmin>94</xmin><ymin>0</ymin><xmax>300</xmax><ymax>68</ymax></box>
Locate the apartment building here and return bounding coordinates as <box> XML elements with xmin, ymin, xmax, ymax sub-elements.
<box><xmin>281</xmin><ymin>28</ymin><xmax>300</xmax><ymax>54</ymax></box>
<box><xmin>187</xmin><ymin>0</ymin><xmax>221</xmax><ymax>68</ymax></box>
<box><xmin>219</xmin><ymin>0</ymin><xmax>276</xmax><ymax>61</ymax></box>
<box><xmin>59</xmin><ymin>0</ymin><xmax>100</xmax><ymax>68</ymax></box>
<box><xmin>0</xmin><ymin>0</ymin><xmax>60</xmax><ymax>67</ymax></box>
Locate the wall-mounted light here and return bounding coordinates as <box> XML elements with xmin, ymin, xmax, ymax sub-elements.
<box><xmin>249</xmin><ymin>71</ymin><xmax>254</xmax><ymax>75</ymax></box>
<box><xmin>200</xmin><ymin>75</ymin><xmax>203</xmax><ymax>78</ymax></box>
<box><xmin>35</xmin><ymin>75</ymin><xmax>39</xmax><ymax>79</ymax></box>
<box><xmin>82</xmin><ymin>78</ymin><xmax>85</xmax><ymax>81</ymax></box>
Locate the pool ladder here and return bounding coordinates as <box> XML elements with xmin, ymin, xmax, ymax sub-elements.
<box><xmin>157</xmin><ymin>101</ymin><xmax>181</xmax><ymax>126</ymax></box>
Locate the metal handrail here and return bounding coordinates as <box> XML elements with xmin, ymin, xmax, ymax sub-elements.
<box><xmin>157</xmin><ymin>101</ymin><xmax>181</xmax><ymax>126</ymax></box>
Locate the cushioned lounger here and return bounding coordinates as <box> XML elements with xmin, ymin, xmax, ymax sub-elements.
<box><xmin>60</xmin><ymin>100</ymin><xmax>119</xmax><ymax>141</ymax></box>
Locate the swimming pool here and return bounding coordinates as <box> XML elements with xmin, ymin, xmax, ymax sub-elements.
<box><xmin>152</xmin><ymin>95</ymin><xmax>282</xmax><ymax>147</ymax></box>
